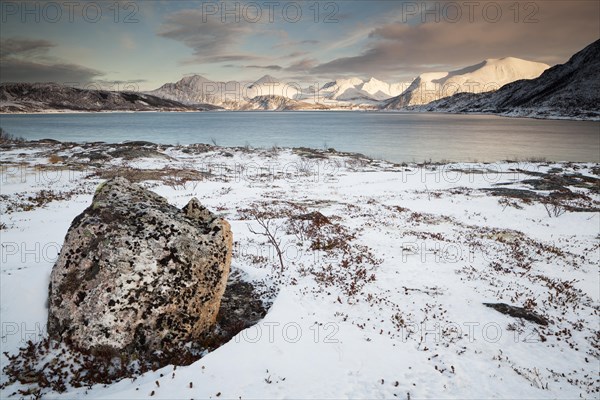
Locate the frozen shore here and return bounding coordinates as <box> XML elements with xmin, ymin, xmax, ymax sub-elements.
<box><xmin>1</xmin><ymin>140</ymin><xmax>598</xmax><ymax>399</ymax></box>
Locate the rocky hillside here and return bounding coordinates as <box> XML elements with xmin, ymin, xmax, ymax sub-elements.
<box><xmin>0</xmin><ymin>82</ymin><xmax>220</xmax><ymax>113</ymax></box>
<box><xmin>420</xmin><ymin>39</ymin><xmax>600</xmax><ymax>120</ymax></box>
<box><xmin>148</xmin><ymin>75</ymin><xmax>229</xmax><ymax>106</ymax></box>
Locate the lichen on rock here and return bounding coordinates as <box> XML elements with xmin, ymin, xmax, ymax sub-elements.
<box><xmin>47</xmin><ymin>177</ymin><xmax>233</xmax><ymax>359</ymax></box>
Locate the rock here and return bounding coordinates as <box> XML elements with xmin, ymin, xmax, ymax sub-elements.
<box><xmin>107</xmin><ymin>146</ymin><xmax>172</xmax><ymax>160</ymax></box>
<box><xmin>47</xmin><ymin>177</ymin><xmax>233</xmax><ymax>359</ymax></box>
<box><xmin>483</xmin><ymin>303</ymin><xmax>548</xmax><ymax>325</ymax></box>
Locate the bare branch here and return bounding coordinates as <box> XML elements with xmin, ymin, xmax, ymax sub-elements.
<box><xmin>247</xmin><ymin>213</ymin><xmax>285</xmax><ymax>274</ymax></box>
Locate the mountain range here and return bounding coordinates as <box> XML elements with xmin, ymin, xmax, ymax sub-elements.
<box><xmin>149</xmin><ymin>56</ymin><xmax>550</xmax><ymax>110</ymax></box>
<box><xmin>148</xmin><ymin>74</ymin><xmax>410</xmax><ymax>107</ymax></box>
<box><xmin>1</xmin><ymin>39</ymin><xmax>598</xmax><ymax>119</ymax></box>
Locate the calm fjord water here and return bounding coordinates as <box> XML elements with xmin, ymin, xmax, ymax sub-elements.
<box><xmin>1</xmin><ymin>112</ymin><xmax>598</xmax><ymax>163</ymax></box>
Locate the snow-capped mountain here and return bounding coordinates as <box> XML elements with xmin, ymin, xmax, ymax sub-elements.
<box><xmin>317</xmin><ymin>77</ymin><xmax>367</xmax><ymax>101</ymax></box>
<box><xmin>420</xmin><ymin>39</ymin><xmax>600</xmax><ymax>120</ymax></box>
<box><xmin>245</xmin><ymin>75</ymin><xmax>300</xmax><ymax>100</ymax></box>
<box><xmin>148</xmin><ymin>75</ymin><xmax>243</xmax><ymax>106</ymax></box>
<box><xmin>311</xmin><ymin>77</ymin><xmax>410</xmax><ymax>103</ymax></box>
<box><xmin>361</xmin><ymin>77</ymin><xmax>409</xmax><ymax>100</ymax></box>
<box><xmin>384</xmin><ymin>57</ymin><xmax>550</xmax><ymax>109</ymax></box>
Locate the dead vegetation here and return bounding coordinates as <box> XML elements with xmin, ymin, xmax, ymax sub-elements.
<box><xmin>91</xmin><ymin>167</ymin><xmax>210</xmax><ymax>185</ymax></box>
<box><xmin>2</xmin><ymin>189</ymin><xmax>86</xmax><ymax>213</ymax></box>
<box><xmin>246</xmin><ymin>211</ymin><xmax>286</xmax><ymax>274</ymax></box>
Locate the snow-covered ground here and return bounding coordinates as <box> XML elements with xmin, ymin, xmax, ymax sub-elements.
<box><xmin>1</xmin><ymin>142</ymin><xmax>598</xmax><ymax>399</ymax></box>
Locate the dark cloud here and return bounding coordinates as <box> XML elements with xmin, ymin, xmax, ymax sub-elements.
<box><xmin>246</xmin><ymin>65</ymin><xmax>283</xmax><ymax>70</ymax></box>
<box><xmin>286</xmin><ymin>58</ymin><xmax>317</xmax><ymax>72</ymax></box>
<box><xmin>96</xmin><ymin>79</ymin><xmax>147</xmax><ymax>84</ymax></box>
<box><xmin>0</xmin><ymin>38</ymin><xmax>103</xmax><ymax>84</ymax></box>
<box><xmin>0</xmin><ymin>38</ymin><xmax>55</xmax><ymax>58</ymax></box>
<box><xmin>0</xmin><ymin>58</ymin><xmax>103</xmax><ymax>84</ymax></box>
<box><xmin>158</xmin><ymin>8</ymin><xmax>258</xmax><ymax>64</ymax></box>
<box><xmin>313</xmin><ymin>1</ymin><xmax>600</xmax><ymax>79</ymax></box>
<box><xmin>180</xmin><ymin>54</ymin><xmax>263</xmax><ymax>64</ymax></box>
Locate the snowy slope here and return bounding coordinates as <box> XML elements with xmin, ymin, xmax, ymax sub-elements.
<box><xmin>304</xmin><ymin>77</ymin><xmax>411</xmax><ymax>104</ymax></box>
<box><xmin>1</xmin><ymin>141</ymin><xmax>599</xmax><ymax>399</ymax></box>
<box><xmin>384</xmin><ymin>58</ymin><xmax>550</xmax><ymax>109</ymax></box>
<box><xmin>421</xmin><ymin>39</ymin><xmax>600</xmax><ymax>120</ymax></box>
<box><xmin>360</xmin><ymin>77</ymin><xmax>408</xmax><ymax>100</ymax></box>
<box><xmin>315</xmin><ymin>77</ymin><xmax>368</xmax><ymax>101</ymax></box>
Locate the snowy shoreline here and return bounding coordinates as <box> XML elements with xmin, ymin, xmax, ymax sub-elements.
<box><xmin>1</xmin><ymin>140</ymin><xmax>599</xmax><ymax>398</ymax></box>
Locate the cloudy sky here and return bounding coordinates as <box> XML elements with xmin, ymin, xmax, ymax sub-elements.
<box><xmin>1</xmin><ymin>0</ymin><xmax>598</xmax><ymax>90</ymax></box>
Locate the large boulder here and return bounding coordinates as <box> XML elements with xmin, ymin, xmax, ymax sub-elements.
<box><xmin>47</xmin><ymin>177</ymin><xmax>232</xmax><ymax>358</ymax></box>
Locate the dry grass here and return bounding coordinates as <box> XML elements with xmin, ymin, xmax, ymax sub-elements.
<box><xmin>48</xmin><ymin>155</ymin><xmax>64</xmax><ymax>164</ymax></box>
<box><xmin>92</xmin><ymin>167</ymin><xmax>210</xmax><ymax>185</ymax></box>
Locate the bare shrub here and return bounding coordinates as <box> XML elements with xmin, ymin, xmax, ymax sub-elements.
<box><xmin>247</xmin><ymin>211</ymin><xmax>285</xmax><ymax>274</ymax></box>
<box><xmin>542</xmin><ymin>199</ymin><xmax>566</xmax><ymax>217</ymax></box>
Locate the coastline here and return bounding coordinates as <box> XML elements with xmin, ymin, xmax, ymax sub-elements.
<box><xmin>2</xmin><ymin>108</ymin><xmax>600</xmax><ymax>121</ymax></box>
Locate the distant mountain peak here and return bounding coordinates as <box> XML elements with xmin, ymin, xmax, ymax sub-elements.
<box><xmin>365</xmin><ymin>77</ymin><xmax>384</xmax><ymax>83</ymax></box>
<box><xmin>179</xmin><ymin>75</ymin><xmax>211</xmax><ymax>84</ymax></box>
<box><xmin>252</xmin><ymin>75</ymin><xmax>280</xmax><ymax>85</ymax></box>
